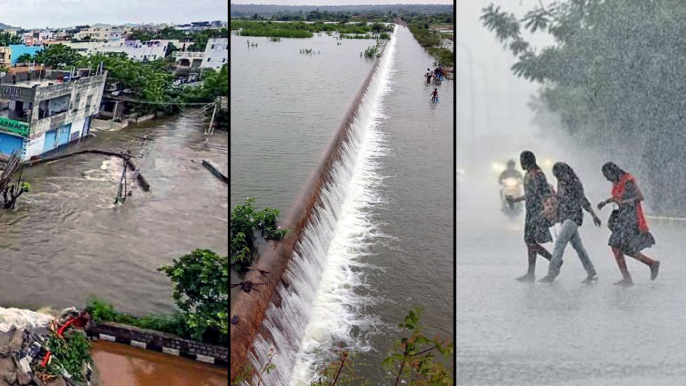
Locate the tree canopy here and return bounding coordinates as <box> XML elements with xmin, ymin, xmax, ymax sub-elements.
<box><xmin>482</xmin><ymin>0</ymin><xmax>686</xmax><ymax>215</ymax></box>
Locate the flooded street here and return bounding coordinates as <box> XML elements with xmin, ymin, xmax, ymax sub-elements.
<box><xmin>91</xmin><ymin>341</ymin><xmax>228</xmax><ymax>385</ymax></box>
<box><xmin>457</xmin><ymin>0</ymin><xmax>686</xmax><ymax>383</ymax></box>
<box><xmin>0</xmin><ymin>112</ymin><xmax>228</xmax><ymax>315</ymax></box>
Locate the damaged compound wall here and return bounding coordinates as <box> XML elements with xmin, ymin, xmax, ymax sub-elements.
<box><xmin>229</xmin><ymin>38</ymin><xmax>390</xmax><ymax>381</ymax></box>
<box><xmin>85</xmin><ymin>322</ymin><xmax>228</xmax><ymax>368</ymax></box>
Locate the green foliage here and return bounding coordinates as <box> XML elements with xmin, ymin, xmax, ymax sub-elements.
<box><xmin>33</xmin><ymin>44</ymin><xmax>81</xmax><ymax>68</ymax></box>
<box><xmin>43</xmin><ymin>329</ymin><xmax>93</xmax><ymax>383</ymax></box>
<box><xmin>406</xmin><ymin>17</ymin><xmax>454</xmax><ymax>67</ymax></box>
<box><xmin>87</xmin><ymin>250</ymin><xmax>230</xmax><ymax>345</ymax></box>
<box><xmin>361</xmin><ymin>43</ymin><xmax>380</xmax><ymax>59</ymax></box>
<box><xmin>86</xmin><ymin>297</ymin><xmax>194</xmax><ymax>340</ymax></box>
<box><xmin>231</xmin><ymin>20</ymin><xmax>391</xmax><ymax>38</ymax></box>
<box><xmin>480</xmin><ymin>0</ymin><xmax>686</xmax><ymax>215</ymax></box>
<box><xmin>309</xmin><ymin>350</ymin><xmax>372</xmax><ymax>386</ymax></box>
<box><xmin>307</xmin><ymin>308</ymin><xmax>453</xmax><ymax>385</ymax></box>
<box><xmin>231</xmin><ymin>197</ymin><xmax>290</xmax><ymax>272</ymax></box>
<box><xmin>383</xmin><ymin>307</ymin><xmax>454</xmax><ymax>385</ymax></box>
<box><xmin>0</xmin><ymin>32</ymin><xmax>21</xmax><ymax>46</ymax></box>
<box><xmin>15</xmin><ymin>53</ymin><xmax>33</xmax><ymax>64</ymax></box>
<box><xmin>158</xmin><ymin>249</ymin><xmax>228</xmax><ymax>341</ymax></box>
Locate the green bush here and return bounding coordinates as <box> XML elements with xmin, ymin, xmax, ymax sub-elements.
<box><xmin>231</xmin><ymin>197</ymin><xmax>290</xmax><ymax>272</ymax></box>
<box><xmin>158</xmin><ymin>249</ymin><xmax>228</xmax><ymax>342</ymax></box>
<box><xmin>43</xmin><ymin>329</ymin><xmax>93</xmax><ymax>383</ymax></box>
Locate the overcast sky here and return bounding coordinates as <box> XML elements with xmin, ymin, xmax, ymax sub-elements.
<box><xmin>0</xmin><ymin>0</ymin><xmax>229</xmax><ymax>29</ymax></box>
<box><xmin>231</xmin><ymin>1</ymin><xmax>453</xmax><ymax>4</ymax></box>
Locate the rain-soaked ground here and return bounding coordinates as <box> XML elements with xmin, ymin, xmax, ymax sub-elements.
<box><xmin>456</xmin><ymin>0</ymin><xmax>686</xmax><ymax>383</ymax></box>
<box><xmin>457</xmin><ymin>139</ymin><xmax>686</xmax><ymax>385</ymax></box>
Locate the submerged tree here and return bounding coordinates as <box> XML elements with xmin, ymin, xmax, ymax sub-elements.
<box><xmin>481</xmin><ymin>0</ymin><xmax>686</xmax><ymax>215</ymax></box>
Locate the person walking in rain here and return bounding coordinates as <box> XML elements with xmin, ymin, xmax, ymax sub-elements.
<box><xmin>597</xmin><ymin>162</ymin><xmax>660</xmax><ymax>286</ymax></box>
<box><xmin>538</xmin><ymin>162</ymin><xmax>602</xmax><ymax>283</ymax></box>
<box><xmin>425</xmin><ymin>68</ymin><xmax>432</xmax><ymax>83</ymax></box>
<box><xmin>506</xmin><ymin>151</ymin><xmax>554</xmax><ymax>281</ymax></box>
<box><xmin>431</xmin><ymin>88</ymin><xmax>438</xmax><ymax>102</ymax></box>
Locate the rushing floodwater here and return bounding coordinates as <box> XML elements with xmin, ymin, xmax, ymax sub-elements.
<box><xmin>1</xmin><ymin>113</ymin><xmax>228</xmax><ymax>315</ymax></box>
<box><xmin>234</xmin><ymin>24</ymin><xmax>454</xmax><ymax>384</ymax></box>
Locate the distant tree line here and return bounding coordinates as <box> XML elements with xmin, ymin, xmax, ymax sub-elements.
<box><xmin>231</xmin><ymin>4</ymin><xmax>453</xmax><ymax>22</ymax></box>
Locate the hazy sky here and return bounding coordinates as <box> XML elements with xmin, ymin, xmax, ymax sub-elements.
<box><xmin>0</xmin><ymin>0</ymin><xmax>229</xmax><ymax>29</ymax></box>
<box><xmin>231</xmin><ymin>1</ymin><xmax>453</xmax><ymax>5</ymax></box>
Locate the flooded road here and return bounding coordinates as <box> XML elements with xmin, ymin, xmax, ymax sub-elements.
<box><xmin>0</xmin><ymin>112</ymin><xmax>228</xmax><ymax>315</ymax></box>
<box><xmin>91</xmin><ymin>341</ymin><xmax>228</xmax><ymax>386</ymax></box>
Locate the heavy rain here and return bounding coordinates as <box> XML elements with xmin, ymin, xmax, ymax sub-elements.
<box><xmin>457</xmin><ymin>0</ymin><xmax>686</xmax><ymax>384</ymax></box>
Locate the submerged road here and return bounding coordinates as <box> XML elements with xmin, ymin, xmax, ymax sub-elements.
<box><xmin>457</xmin><ymin>169</ymin><xmax>686</xmax><ymax>385</ymax></box>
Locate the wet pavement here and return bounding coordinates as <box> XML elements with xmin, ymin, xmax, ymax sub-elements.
<box><xmin>457</xmin><ymin>168</ymin><xmax>686</xmax><ymax>385</ymax></box>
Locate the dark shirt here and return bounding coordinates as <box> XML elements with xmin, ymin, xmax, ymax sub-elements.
<box><xmin>556</xmin><ymin>179</ymin><xmax>591</xmax><ymax>226</ymax></box>
<box><xmin>524</xmin><ymin>167</ymin><xmax>551</xmax><ymax>214</ymax></box>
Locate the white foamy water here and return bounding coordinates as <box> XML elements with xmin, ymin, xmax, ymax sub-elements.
<box><xmin>249</xmin><ymin>28</ymin><xmax>398</xmax><ymax>386</ymax></box>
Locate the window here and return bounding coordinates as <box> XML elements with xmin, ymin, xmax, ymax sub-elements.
<box><xmin>86</xmin><ymin>95</ymin><xmax>93</xmax><ymax>109</ymax></box>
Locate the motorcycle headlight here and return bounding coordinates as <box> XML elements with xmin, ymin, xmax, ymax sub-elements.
<box><xmin>504</xmin><ymin>178</ymin><xmax>518</xmax><ymax>187</ymax></box>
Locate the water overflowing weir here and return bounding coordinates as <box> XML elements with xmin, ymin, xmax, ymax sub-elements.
<box><xmin>230</xmin><ymin>27</ymin><xmax>397</xmax><ymax>384</ymax></box>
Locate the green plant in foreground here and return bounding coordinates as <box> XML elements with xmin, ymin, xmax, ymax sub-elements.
<box><xmin>383</xmin><ymin>307</ymin><xmax>454</xmax><ymax>385</ymax></box>
<box><xmin>231</xmin><ymin>347</ymin><xmax>276</xmax><ymax>386</ymax></box>
<box><xmin>302</xmin><ymin>308</ymin><xmax>453</xmax><ymax>385</ymax></box>
<box><xmin>43</xmin><ymin>329</ymin><xmax>93</xmax><ymax>383</ymax></box>
<box><xmin>231</xmin><ymin>197</ymin><xmax>290</xmax><ymax>272</ymax></box>
<box><xmin>158</xmin><ymin>249</ymin><xmax>229</xmax><ymax>341</ymax></box>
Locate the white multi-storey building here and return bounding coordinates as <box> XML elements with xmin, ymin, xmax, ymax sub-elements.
<box><xmin>200</xmin><ymin>38</ymin><xmax>227</xmax><ymax>70</ymax></box>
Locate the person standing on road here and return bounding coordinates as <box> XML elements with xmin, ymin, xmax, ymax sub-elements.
<box><xmin>506</xmin><ymin>151</ymin><xmax>554</xmax><ymax>282</ymax></box>
<box><xmin>539</xmin><ymin>162</ymin><xmax>602</xmax><ymax>283</ymax></box>
<box><xmin>598</xmin><ymin>162</ymin><xmax>660</xmax><ymax>286</ymax></box>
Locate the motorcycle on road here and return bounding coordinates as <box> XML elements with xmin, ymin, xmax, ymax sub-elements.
<box><xmin>500</xmin><ymin>177</ymin><xmax>523</xmax><ymax>217</ymax></box>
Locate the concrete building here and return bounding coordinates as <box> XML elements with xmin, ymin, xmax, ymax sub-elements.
<box><xmin>0</xmin><ymin>47</ymin><xmax>11</xmax><ymax>67</ymax></box>
<box><xmin>59</xmin><ymin>39</ymin><xmax>170</xmax><ymax>62</ymax></box>
<box><xmin>173</xmin><ymin>51</ymin><xmax>204</xmax><ymax>69</ymax></box>
<box><xmin>0</xmin><ymin>68</ymin><xmax>106</xmax><ymax>160</ymax></box>
<box><xmin>74</xmin><ymin>25</ymin><xmax>123</xmax><ymax>42</ymax></box>
<box><xmin>8</xmin><ymin>45</ymin><xmax>42</xmax><ymax>65</ymax></box>
<box><xmin>200</xmin><ymin>38</ymin><xmax>228</xmax><ymax>70</ymax></box>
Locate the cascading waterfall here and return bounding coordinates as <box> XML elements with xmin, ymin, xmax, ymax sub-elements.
<box><xmin>248</xmin><ymin>28</ymin><xmax>398</xmax><ymax>385</ymax></box>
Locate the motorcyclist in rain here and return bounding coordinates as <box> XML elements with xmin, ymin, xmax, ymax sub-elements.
<box><xmin>499</xmin><ymin>160</ymin><xmax>523</xmax><ymax>184</ymax></box>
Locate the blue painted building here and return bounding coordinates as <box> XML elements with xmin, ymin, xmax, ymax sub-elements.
<box><xmin>9</xmin><ymin>45</ymin><xmax>43</xmax><ymax>65</ymax></box>
<box><xmin>0</xmin><ymin>68</ymin><xmax>106</xmax><ymax>160</ymax></box>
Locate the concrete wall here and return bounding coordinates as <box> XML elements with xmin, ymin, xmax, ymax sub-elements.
<box><xmin>229</xmin><ymin>39</ymin><xmax>389</xmax><ymax>381</ymax></box>
<box><xmin>85</xmin><ymin>322</ymin><xmax>228</xmax><ymax>368</ymax></box>
<box><xmin>30</xmin><ymin>73</ymin><xmax>106</xmax><ymax>137</ymax></box>
<box><xmin>24</xmin><ymin>131</ymin><xmax>45</xmax><ymax>159</ymax></box>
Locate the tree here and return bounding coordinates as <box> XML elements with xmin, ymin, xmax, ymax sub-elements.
<box><xmin>33</xmin><ymin>44</ymin><xmax>81</xmax><ymax>68</ymax></box>
<box><xmin>481</xmin><ymin>0</ymin><xmax>686</xmax><ymax>215</ymax></box>
<box><xmin>0</xmin><ymin>32</ymin><xmax>21</xmax><ymax>46</ymax></box>
<box><xmin>158</xmin><ymin>249</ymin><xmax>228</xmax><ymax>341</ymax></box>
<box><xmin>15</xmin><ymin>53</ymin><xmax>33</xmax><ymax>64</ymax></box>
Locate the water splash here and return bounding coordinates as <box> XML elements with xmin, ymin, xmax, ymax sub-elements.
<box><xmin>248</xmin><ymin>28</ymin><xmax>398</xmax><ymax>385</ymax></box>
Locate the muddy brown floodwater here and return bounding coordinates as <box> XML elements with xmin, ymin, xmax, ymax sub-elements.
<box><xmin>91</xmin><ymin>341</ymin><xmax>228</xmax><ymax>386</ymax></box>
